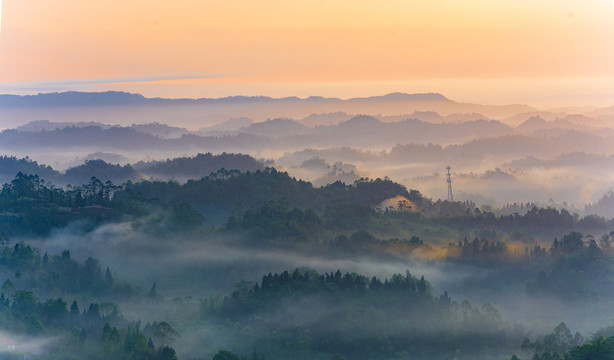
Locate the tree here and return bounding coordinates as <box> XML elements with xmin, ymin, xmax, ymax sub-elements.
<box><xmin>398</xmin><ymin>200</ymin><xmax>411</xmax><ymax>211</ymax></box>
<box><xmin>101</xmin><ymin>322</ymin><xmax>122</xmax><ymax>352</ymax></box>
<box><xmin>70</xmin><ymin>300</ymin><xmax>80</xmax><ymax>319</ymax></box>
<box><xmin>213</xmin><ymin>350</ymin><xmax>243</xmax><ymax>360</ymax></box>
<box><xmin>600</xmin><ymin>233</ymin><xmax>612</xmax><ymax>251</ymax></box>
<box><xmin>154</xmin><ymin>346</ymin><xmax>178</xmax><ymax>360</ymax></box>
<box><xmin>150</xmin><ymin>321</ymin><xmax>179</xmax><ymax>345</ymax></box>
<box><xmin>149</xmin><ymin>282</ymin><xmax>160</xmax><ymax>300</ymax></box>
<box><xmin>0</xmin><ymin>232</ymin><xmax>9</xmax><ymax>246</ymax></box>
<box><xmin>561</xmin><ymin>232</ymin><xmax>584</xmax><ymax>253</ymax></box>
<box><xmin>123</xmin><ymin>325</ymin><xmax>152</xmax><ymax>360</ymax></box>
<box><xmin>170</xmin><ymin>202</ymin><xmax>205</xmax><ymax>229</ymax></box>
<box><xmin>41</xmin><ymin>297</ymin><xmax>68</xmax><ymax>328</ymax></box>
<box><xmin>106</xmin><ymin>266</ymin><xmax>114</xmax><ymax>284</ymax></box>
<box><xmin>1</xmin><ymin>279</ymin><xmax>15</xmax><ymax>295</ymax></box>
<box><xmin>566</xmin><ymin>336</ymin><xmax>614</xmax><ymax>360</ymax></box>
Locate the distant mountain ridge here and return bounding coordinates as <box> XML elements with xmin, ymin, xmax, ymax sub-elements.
<box><xmin>15</xmin><ymin>119</ymin><xmax>113</xmax><ymax>131</ymax></box>
<box><xmin>4</xmin><ymin>114</ymin><xmax>613</xmax><ymax>153</ymax></box>
<box><xmin>0</xmin><ymin>90</ymin><xmax>545</xmax><ymax>128</ymax></box>
<box><xmin>0</xmin><ymin>91</ymin><xmax>150</xmax><ymax>107</ymax></box>
<box><xmin>0</xmin><ymin>91</ymin><xmax>449</xmax><ymax>107</ymax></box>
<box><xmin>0</xmin><ymin>116</ymin><xmax>515</xmax><ymax>151</ymax></box>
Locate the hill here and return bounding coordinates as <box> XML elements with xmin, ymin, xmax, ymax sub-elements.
<box><xmin>0</xmin><ymin>91</ymin><xmax>536</xmax><ymax>129</ymax></box>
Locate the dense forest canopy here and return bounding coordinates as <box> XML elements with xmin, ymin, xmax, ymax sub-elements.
<box><xmin>0</xmin><ymin>157</ymin><xmax>614</xmax><ymax>359</ymax></box>
<box><xmin>2</xmin><ymin>0</ymin><xmax>614</xmax><ymax>354</ymax></box>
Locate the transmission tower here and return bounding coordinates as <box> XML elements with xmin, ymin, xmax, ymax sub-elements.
<box><xmin>446</xmin><ymin>166</ymin><xmax>453</xmax><ymax>202</ymax></box>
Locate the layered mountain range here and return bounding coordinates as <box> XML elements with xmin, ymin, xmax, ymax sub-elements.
<box><xmin>2</xmin><ymin>91</ymin><xmax>614</xmax><ymax>208</ymax></box>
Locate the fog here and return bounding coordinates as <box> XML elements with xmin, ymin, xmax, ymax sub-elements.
<box><xmin>3</xmin><ymin>92</ymin><xmax>614</xmax><ymax>359</ymax></box>
<box><xmin>22</xmin><ymin>217</ymin><xmax>614</xmax><ymax>335</ymax></box>
<box><xmin>30</xmin><ymin>220</ymin><xmax>454</xmax><ymax>298</ymax></box>
<box><xmin>0</xmin><ymin>330</ymin><xmax>57</xmax><ymax>356</ymax></box>
<box><xmin>6</xmin><ymin>217</ymin><xmax>608</xmax><ymax>359</ymax></box>
<box><xmin>2</xmin><ymin>93</ymin><xmax>614</xmax><ymax>212</ymax></box>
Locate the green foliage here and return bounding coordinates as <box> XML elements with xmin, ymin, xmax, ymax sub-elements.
<box><xmin>117</xmin><ymin>168</ymin><xmax>412</xmax><ymax>223</ymax></box>
<box><xmin>213</xmin><ymin>350</ymin><xmax>244</xmax><ymax>360</ymax></box>
<box><xmin>203</xmin><ymin>268</ymin><xmax>518</xmax><ymax>360</ymax></box>
<box><xmin>0</xmin><ymin>173</ymin><xmax>122</xmax><ymax>236</ymax></box>
<box><xmin>143</xmin><ymin>321</ymin><xmax>179</xmax><ymax>346</ymax></box>
<box><xmin>526</xmin><ymin>233</ymin><xmax>614</xmax><ymax>301</ymax></box>
<box><xmin>5</xmin><ymin>166</ymin><xmax>614</xmax><ymax>360</ymax></box>
<box><xmin>452</xmin><ymin>237</ymin><xmax>508</xmax><ymax>262</ymax></box>
<box><xmin>324</xmin><ymin>202</ymin><xmax>376</xmax><ymax>229</ymax></box>
<box><xmin>560</xmin><ymin>232</ymin><xmax>584</xmax><ymax>253</ymax></box>
<box><xmin>566</xmin><ymin>336</ymin><xmax>614</xmax><ymax>359</ymax></box>
<box><xmin>234</xmin><ymin>199</ymin><xmax>322</xmax><ymax>244</ymax></box>
<box><xmin>0</xmin><ymin>242</ymin><xmax>135</xmax><ymax>300</ymax></box>
<box><xmin>523</xmin><ymin>334</ymin><xmax>614</xmax><ymax>360</ymax></box>
<box><xmin>139</xmin><ymin>152</ymin><xmax>264</xmax><ymax>178</ymax></box>
<box><xmin>170</xmin><ymin>202</ymin><xmax>205</xmax><ymax>229</ymax></box>
<box><xmin>0</xmin><ymin>155</ymin><xmax>61</xmax><ymax>184</ymax></box>
<box><xmin>65</xmin><ymin>160</ymin><xmax>138</xmax><ymax>186</ymax></box>
<box><xmin>520</xmin><ymin>322</ymin><xmax>584</xmax><ymax>359</ymax></box>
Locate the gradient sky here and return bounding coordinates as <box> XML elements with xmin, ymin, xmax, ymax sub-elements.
<box><xmin>1</xmin><ymin>0</ymin><xmax>613</xmax><ymax>106</ymax></box>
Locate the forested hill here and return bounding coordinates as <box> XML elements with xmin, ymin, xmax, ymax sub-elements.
<box><xmin>0</xmin><ymin>156</ymin><xmax>62</xmax><ymax>184</ymax></box>
<box><xmin>0</xmin><ymin>153</ymin><xmax>265</xmax><ymax>186</ymax></box>
<box><xmin>133</xmin><ymin>153</ymin><xmax>263</xmax><ymax>178</ymax></box>
<box><xmin>118</xmin><ymin>167</ymin><xmax>413</xmax><ymax>212</ymax></box>
<box><xmin>0</xmin><ymin>168</ymin><xmax>414</xmax><ymax>236</ymax></box>
<box><xmin>2</xmin><ymin>164</ymin><xmax>613</xmax><ymax>241</ymax></box>
<box><xmin>202</xmin><ymin>268</ymin><xmax>520</xmax><ymax>360</ymax></box>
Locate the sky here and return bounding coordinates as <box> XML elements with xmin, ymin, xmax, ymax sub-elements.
<box><xmin>0</xmin><ymin>0</ymin><xmax>613</xmax><ymax>107</ymax></box>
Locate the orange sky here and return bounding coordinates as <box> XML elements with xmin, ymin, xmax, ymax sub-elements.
<box><xmin>1</xmin><ymin>0</ymin><xmax>613</xmax><ymax>106</ymax></box>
